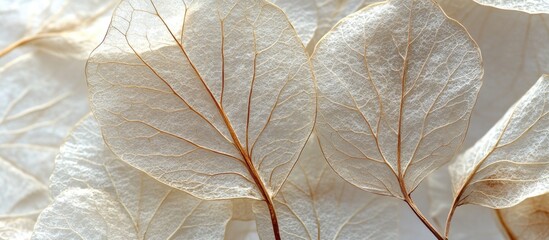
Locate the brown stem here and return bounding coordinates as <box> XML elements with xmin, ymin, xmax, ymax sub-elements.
<box><xmin>264</xmin><ymin>196</ymin><xmax>281</xmax><ymax>240</ymax></box>
<box><xmin>403</xmin><ymin>195</ymin><xmax>445</xmax><ymax>240</ymax></box>
<box><xmin>495</xmin><ymin>209</ymin><xmax>516</xmax><ymax>240</ymax></box>
<box><xmin>399</xmin><ymin>180</ymin><xmax>445</xmax><ymax>240</ymax></box>
<box><xmin>444</xmin><ymin>199</ymin><xmax>459</xmax><ymax>239</ymax></box>
<box><xmin>395</xmin><ymin>3</ymin><xmax>443</xmax><ymax>239</ymax></box>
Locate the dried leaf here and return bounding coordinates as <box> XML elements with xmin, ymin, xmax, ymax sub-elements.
<box><xmin>313</xmin><ymin>0</ymin><xmax>482</xmax><ymax>198</ymax></box>
<box><xmin>472</xmin><ymin>0</ymin><xmax>549</xmax><ymax>14</ymax></box>
<box><xmin>0</xmin><ymin>0</ymin><xmax>116</xmax><ymax>60</ymax></box>
<box><xmin>438</xmin><ymin>0</ymin><xmax>549</xmax><ymax>147</ymax></box>
<box><xmin>270</xmin><ymin>0</ymin><xmax>318</xmax><ymax>46</ymax></box>
<box><xmin>0</xmin><ymin>217</ymin><xmax>35</xmax><ymax>240</ymax></box>
<box><xmin>253</xmin><ymin>135</ymin><xmax>399</xmax><ymax>239</ymax></box>
<box><xmin>496</xmin><ymin>193</ymin><xmax>549</xmax><ymax>240</ymax></box>
<box><xmin>450</xmin><ymin>75</ymin><xmax>549</xmax><ymax>208</ymax></box>
<box><xmin>0</xmin><ymin>1</ymin><xmax>116</xmax><ymax>235</ymax></box>
<box><xmin>0</xmin><ymin>52</ymin><xmax>90</xmax><ymax>217</ymax></box>
<box><xmin>87</xmin><ymin>0</ymin><xmax>315</xmax><ymax>201</ymax></box>
<box><xmin>427</xmin><ymin>166</ymin><xmax>505</xmax><ymax>240</ymax></box>
<box><xmin>32</xmin><ymin>115</ymin><xmax>232</xmax><ymax>239</ymax></box>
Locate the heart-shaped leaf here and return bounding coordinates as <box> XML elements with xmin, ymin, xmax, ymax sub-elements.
<box><xmin>313</xmin><ymin>0</ymin><xmax>482</xmax><ymax>198</ymax></box>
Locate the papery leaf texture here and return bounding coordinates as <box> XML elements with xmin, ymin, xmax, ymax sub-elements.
<box><xmin>253</xmin><ymin>135</ymin><xmax>399</xmax><ymax>240</ymax></box>
<box><xmin>472</xmin><ymin>0</ymin><xmax>549</xmax><ymax>14</ymax></box>
<box><xmin>437</xmin><ymin>0</ymin><xmax>549</xmax><ymax>147</ymax></box>
<box><xmin>496</xmin><ymin>193</ymin><xmax>549</xmax><ymax>240</ymax></box>
<box><xmin>450</xmin><ymin>75</ymin><xmax>549</xmax><ymax>208</ymax></box>
<box><xmin>0</xmin><ymin>1</ymin><xmax>117</xmax><ymax>237</ymax></box>
<box><xmin>0</xmin><ymin>217</ymin><xmax>35</xmax><ymax>240</ymax></box>
<box><xmin>313</xmin><ymin>0</ymin><xmax>483</xmax><ymax>198</ymax></box>
<box><xmin>0</xmin><ymin>0</ymin><xmax>116</xmax><ymax>60</ymax></box>
<box><xmin>87</xmin><ymin>0</ymin><xmax>316</xmax><ymax>201</ymax></box>
<box><xmin>32</xmin><ymin>115</ymin><xmax>232</xmax><ymax>239</ymax></box>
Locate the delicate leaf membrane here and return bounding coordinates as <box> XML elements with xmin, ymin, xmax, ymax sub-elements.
<box><xmin>32</xmin><ymin>115</ymin><xmax>231</xmax><ymax>239</ymax></box>
<box><xmin>451</xmin><ymin>75</ymin><xmax>549</xmax><ymax>208</ymax></box>
<box><xmin>306</xmin><ymin>0</ymin><xmax>379</xmax><ymax>52</ymax></box>
<box><xmin>473</xmin><ymin>0</ymin><xmax>549</xmax><ymax>14</ymax></box>
<box><xmin>313</xmin><ymin>0</ymin><xmax>482</xmax><ymax>198</ymax></box>
<box><xmin>427</xmin><ymin>166</ymin><xmax>504</xmax><ymax>240</ymax></box>
<box><xmin>438</xmin><ymin>0</ymin><xmax>549</xmax><ymax>148</ymax></box>
<box><xmin>253</xmin><ymin>136</ymin><xmax>398</xmax><ymax>239</ymax></box>
<box><xmin>0</xmin><ymin>52</ymin><xmax>91</xmax><ymax>217</ymax></box>
<box><xmin>497</xmin><ymin>194</ymin><xmax>549</xmax><ymax>240</ymax></box>
<box><xmin>0</xmin><ymin>0</ymin><xmax>116</xmax><ymax>60</ymax></box>
<box><xmin>87</xmin><ymin>0</ymin><xmax>315</xmax><ymax>200</ymax></box>
<box><xmin>0</xmin><ymin>217</ymin><xmax>35</xmax><ymax>240</ymax></box>
<box><xmin>270</xmin><ymin>0</ymin><xmax>317</xmax><ymax>46</ymax></box>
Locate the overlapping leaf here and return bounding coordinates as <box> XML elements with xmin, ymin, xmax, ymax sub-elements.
<box><xmin>0</xmin><ymin>1</ymin><xmax>116</xmax><ymax>237</ymax></box>
<box><xmin>87</xmin><ymin>0</ymin><xmax>315</xmax><ymax>201</ymax></box>
<box><xmin>473</xmin><ymin>0</ymin><xmax>549</xmax><ymax>14</ymax></box>
<box><xmin>270</xmin><ymin>0</ymin><xmax>317</xmax><ymax>46</ymax></box>
<box><xmin>306</xmin><ymin>0</ymin><xmax>379</xmax><ymax>52</ymax></box>
<box><xmin>0</xmin><ymin>52</ymin><xmax>90</xmax><ymax>218</ymax></box>
<box><xmin>253</xmin><ymin>135</ymin><xmax>398</xmax><ymax>240</ymax></box>
<box><xmin>427</xmin><ymin>167</ymin><xmax>504</xmax><ymax>240</ymax></box>
<box><xmin>0</xmin><ymin>0</ymin><xmax>116</xmax><ymax>61</ymax></box>
<box><xmin>32</xmin><ymin>115</ymin><xmax>232</xmax><ymax>239</ymax></box>
<box><xmin>496</xmin><ymin>193</ymin><xmax>549</xmax><ymax>240</ymax></box>
<box><xmin>450</xmin><ymin>75</ymin><xmax>549</xmax><ymax>208</ymax></box>
<box><xmin>438</xmin><ymin>0</ymin><xmax>549</xmax><ymax>147</ymax></box>
<box><xmin>313</xmin><ymin>0</ymin><xmax>483</xmax><ymax>198</ymax></box>
<box><xmin>0</xmin><ymin>216</ymin><xmax>35</xmax><ymax>240</ymax></box>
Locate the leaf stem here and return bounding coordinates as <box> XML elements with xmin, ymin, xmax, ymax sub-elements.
<box><xmin>404</xmin><ymin>195</ymin><xmax>445</xmax><ymax>240</ymax></box>
<box><xmin>444</xmin><ymin>198</ymin><xmax>459</xmax><ymax>239</ymax></box>
<box><xmin>0</xmin><ymin>34</ymin><xmax>54</xmax><ymax>58</ymax></box>
<box><xmin>400</xmin><ymin>181</ymin><xmax>445</xmax><ymax>240</ymax></box>
<box><xmin>495</xmin><ymin>209</ymin><xmax>516</xmax><ymax>240</ymax></box>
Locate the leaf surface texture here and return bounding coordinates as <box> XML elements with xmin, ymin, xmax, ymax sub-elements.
<box><xmin>313</xmin><ymin>0</ymin><xmax>483</xmax><ymax>198</ymax></box>
<box><xmin>253</xmin><ymin>135</ymin><xmax>399</xmax><ymax>239</ymax></box>
<box><xmin>450</xmin><ymin>75</ymin><xmax>549</xmax><ymax>208</ymax></box>
<box><xmin>438</xmin><ymin>0</ymin><xmax>549</xmax><ymax>147</ymax></box>
<box><xmin>87</xmin><ymin>0</ymin><xmax>316</xmax><ymax>200</ymax></box>
<box><xmin>496</xmin><ymin>193</ymin><xmax>549</xmax><ymax>240</ymax></box>
<box><xmin>473</xmin><ymin>0</ymin><xmax>549</xmax><ymax>14</ymax></box>
<box><xmin>270</xmin><ymin>0</ymin><xmax>318</xmax><ymax>46</ymax></box>
<box><xmin>32</xmin><ymin>115</ymin><xmax>232</xmax><ymax>239</ymax></box>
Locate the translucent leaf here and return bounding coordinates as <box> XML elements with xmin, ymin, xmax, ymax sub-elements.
<box><xmin>0</xmin><ymin>217</ymin><xmax>35</xmax><ymax>240</ymax></box>
<box><xmin>270</xmin><ymin>0</ymin><xmax>318</xmax><ymax>46</ymax></box>
<box><xmin>0</xmin><ymin>52</ymin><xmax>90</xmax><ymax>217</ymax></box>
<box><xmin>450</xmin><ymin>75</ymin><xmax>549</xmax><ymax>208</ymax></box>
<box><xmin>0</xmin><ymin>0</ymin><xmax>116</xmax><ymax>231</ymax></box>
<box><xmin>473</xmin><ymin>0</ymin><xmax>549</xmax><ymax>14</ymax></box>
<box><xmin>313</xmin><ymin>0</ymin><xmax>482</xmax><ymax>198</ymax></box>
<box><xmin>253</xmin><ymin>135</ymin><xmax>399</xmax><ymax>239</ymax></box>
<box><xmin>438</xmin><ymin>0</ymin><xmax>549</xmax><ymax>148</ymax></box>
<box><xmin>496</xmin><ymin>193</ymin><xmax>549</xmax><ymax>240</ymax></box>
<box><xmin>32</xmin><ymin>115</ymin><xmax>232</xmax><ymax>239</ymax></box>
<box><xmin>306</xmin><ymin>0</ymin><xmax>380</xmax><ymax>52</ymax></box>
<box><xmin>427</xmin><ymin>166</ymin><xmax>505</xmax><ymax>240</ymax></box>
<box><xmin>87</xmin><ymin>0</ymin><xmax>315</xmax><ymax>201</ymax></box>
<box><xmin>0</xmin><ymin>0</ymin><xmax>117</xmax><ymax>60</ymax></box>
